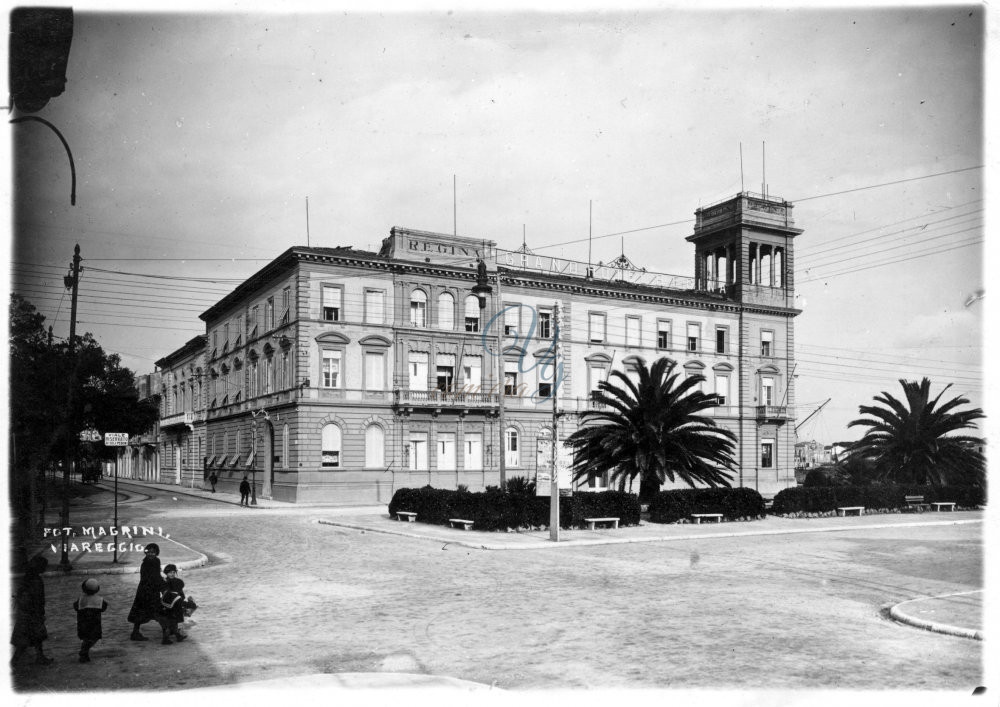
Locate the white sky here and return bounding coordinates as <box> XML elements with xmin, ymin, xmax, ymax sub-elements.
<box><xmin>5</xmin><ymin>1</ymin><xmax>991</xmax><ymax>444</ymax></box>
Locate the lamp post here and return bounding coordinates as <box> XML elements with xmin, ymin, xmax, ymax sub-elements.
<box><xmin>250</xmin><ymin>408</ymin><xmax>270</xmax><ymax>506</ymax></box>
<box><xmin>472</xmin><ymin>258</ymin><xmax>507</xmax><ymax>488</ymax></box>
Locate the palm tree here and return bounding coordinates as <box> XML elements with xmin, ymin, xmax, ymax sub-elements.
<box><xmin>847</xmin><ymin>378</ymin><xmax>985</xmax><ymax>486</ymax></box>
<box><xmin>566</xmin><ymin>357</ymin><xmax>737</xmax><ymax>499</ymax></box>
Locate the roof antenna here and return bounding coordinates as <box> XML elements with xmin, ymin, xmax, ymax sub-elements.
<box><xmin>587</xmin><ymin>200</ymin><xmax>593</xmax><ymax>277</ymax></box>
<box><xmin>762</xmin><ymin>141</ymin><xmax>766</xmax><ymax>198</ymax></box>
<box><xmin>740</xmin><ymin>142</ymin><xmax>744</xmax><ymax>193</ymax></box>
<box><xmin>306</xmin><ymin>196</ymin><xmax>311</xmax><ymax>247</ymax></box>
<box><xmin>453</xmin><ymin>174</ymin><xmax>457</xmax><ymax>237</ymax></box>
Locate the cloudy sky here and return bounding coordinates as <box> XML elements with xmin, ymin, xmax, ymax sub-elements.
<box><xmin>7</xmin><ymin>1</ymin><xmax>989</xmax><ymax>443</ymax></box>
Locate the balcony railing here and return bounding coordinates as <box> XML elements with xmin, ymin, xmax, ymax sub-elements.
<box><xmin>393</xmin><ymin>389</ymin><xmax>500</xmax><ymax>408</ymax></box>
<box><xmin>159</xmin><ymin>410</ymin><xmax>204</xmax><ymax>428</ymax></box>
<box><xmin>756</xmin><ymin>405</ymin><xmax>789</xmax><ymax>422</ymax></box>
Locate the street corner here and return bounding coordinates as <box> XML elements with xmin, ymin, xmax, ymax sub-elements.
<box><xmin>889</xmin><ymin>591</ymin><xmax>984</xmax><ymax>641</ymax></box>
<box><xmin>179</xmin><ymin>672</ymin><xmax>502</xmax><ymax>692</ymax></box>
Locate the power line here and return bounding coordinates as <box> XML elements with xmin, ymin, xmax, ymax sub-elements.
<box><xmin>791</xmin><ymin>165</ymin><xmax>983</xmax><ymax>203</ymax></box>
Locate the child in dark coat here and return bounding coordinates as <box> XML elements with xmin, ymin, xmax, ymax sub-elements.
<box><xmin>158</xmin><ymin>564</ymin><xmax>188</xmax><ymax>644</ymax></box>
<box><xmin>73</xmin><ymin>578</ymin><xmax>108</xmax><ymax>663</ymax></box>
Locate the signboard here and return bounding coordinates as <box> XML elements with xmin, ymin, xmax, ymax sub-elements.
<box><xmin>536</xmin><ymin>441</ymin><xmax>574</xmax><ymax>496</ymax></box>
<box><xmin>104</xmin><ymin>432</ymin><xmax>129</xmax><ymax>447</ymax></box>
<box><xmin>79</xmin><ymin>429</ymin><xmax>101</xmax><ymax>442</ymax></box>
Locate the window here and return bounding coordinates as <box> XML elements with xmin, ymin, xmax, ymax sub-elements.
<box><xmin>761</xmin><ymin>441</ymin><xmax>774</xmax><ymax>468</ymax></box>
<box><xmin>250</xmin><ymin>306</ymin><xmax>259</xmax><ymax>338</ymax></box>
<box><xmin>278</xmin><ymin>351</ymin><xmax>288</xmax><ymax>390</ymax></box>
<box><xmin>505</xmin><ymin>428</ymin><xmax>519</xmax><ymax>467</ymax></box>
<box><xmin>408</xmin><ymin>432</ymin><xmax>428</xmax><ymax>470</ymax></box>
<box><xmin>504</xmin><ymin>304</ymin><xmax>520</xmax><ymax>336</ymax></box>
<box><xmin>365</xmin><ymin>425</ymin><xmax>385</xmax><ymax>468</ymax></box>
<box><xmin>626</xmin><ymin>316</ymin><xmax>641</xmax><ymax>347</ymax></box>
<box><xmin>462</xmin><ymin>356</ymin><xmax>482</xmax><ymax>390</ymax></box>
<box><xmin>657</xmin><ymin>320</ymin><xmax>671</xmax><ymax>350</ymax></box>
<box><xmin>537</xmin><ymin>365</ymin><xmax>552</xmax><ymax>399</ymax></box>
<box><xmin>464</xmin><ymin>433</ymin><xmax>483</xmax><ymax>470</ymax></box>
<box><xmin>587</xmin><ymin>365</ymin><xmax>607</xmax><ymax>396</ymax></box>
<box><xmin>408</xmin><ymin>352</ymin><xmax>428</xmax><ymax>390</ymax></box>
<box><xmin>322</xmin><ymin>350</ymin><xmax>342</xmax><ymax>388</ymax></box>
<box><xmin>281</xmin><ymin>423</ymin><xmax>289</xmax><ymax>468</ymax></box>
<box><xmin>410</xmin><ymin>290</ymin><xmax>427</xmax><ymax>327</ymax></box>
<box><xmin>223</xmin><ymin>323</ymin><xmax>230</xmax><ymax>351</ymax></box>
<box><xmin>365</xmin><ymin>289</ymin><xmax>385</xmax><ymax>324</ymax></box>
<box><xmin>464</xmin><ymin>295</ymin><xmax>480</xmax><ymax>332</ymax></box>
<box><xmin>503</xmin><ymin>361</ymin><xmax>519</xmax><ymax>396</ymax></box>
<box><xmin>761</xmin><ymin>376</ymin><xmax>775</xmax><ymax>406</ymax></box>
<box><xmin>588</xmin><ymin>312</ymin><xmax>606</xmax><ymax>343</ymax></box>
<box><xmin>234</xmin><ymin>317</ymin><xmax>242</xmax><ymax>347</ymax></box>
<box><xmin>321</xmin><ymin>424</ymin><xmax>341</xmax><ymax>468</ymax></box>
<box><xmin>715</xmin><ymin>374</ymin><xmax>729</xmax><ymax>406</ymax></box>
<box><xmin>437</xmin><ymin>433</ymin><xmax>456</xmax><ymax>470</ymax></box>
<box><xmin>249</xmin><ymin>358</ymin><xmax>259</xmax><ymax>398</ymax></box>
<box><xmin>716</xmin><ymin>326</ymin><xmax>728</xmax><ymax>354</ymax></box>
<box><xmin>436</xmin><ymin>353</ymin><xmax>455</xmax><ymax>392</ymax></box>
<box><xmin>437</xmin><ymin>292</ymin><xmax>455</xmax><ymax>330</ymax></box>
<box><xmin>364</xmin><ymin>351</ymin><xmax>385</xmax><ymax>391</ymax></box>
<box><xmin>687</xmin><ymin>323</ymin><xmax>701</xmax><ymax>352</ymax></box>
<box><xmin>761</xmin><ymin>330</ymin><xmax>774</xmax><ymax>357</ymax></box>
<box><xmin>266</xmin><ymin>297</ymin><xmax>274</xmax><ymax>330</ymax></box>
<box><xmin>537</xmin><ymin>309</ymin><xmax>552</xmax><ymax>339</ymax></box>
<box><xmin>322</xmin><ymin>286</ymin><xmax>342</xmax><ymax>322</ymax></box>
<box><xmin>281</xmin><ymin>286</ymin><xmax>291</xmax><ymax>324</ymax></box>
<box><xmin>264</xmin><ymin>356</ymin><xmax>273</xmax><ymax>394</ymax></box>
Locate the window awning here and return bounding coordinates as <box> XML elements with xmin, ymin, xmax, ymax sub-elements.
<box><xmin>230</xmin><ymin>455</ymin><xmax>241</xmax><ymax>468</ymax></box>
<box><xmin>218</xmin><ymin>455</ymin><xmax>228</xmax><ymax>468</ymax></box>
<box><xmin>205</xmin><ymin>455</ymin><xmax>216</xmax><ymax>467</ymax></box>
<box><xmin>246</xmin><ymin>451</ymin><xmax>256</xmax><ymax>468</ymax></box>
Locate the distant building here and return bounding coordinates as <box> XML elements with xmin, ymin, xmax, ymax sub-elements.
<box><xmin>132</xmin><ymin>191</ymin><xmax>803</xmax><ymax>503</ymax></box>
<box><xmin>121</xmin><ymin>370</ymin><xmax>162</xmax><ymax>481</ymax></box>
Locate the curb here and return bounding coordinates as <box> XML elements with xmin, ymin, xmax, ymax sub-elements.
<box><xmin>317</xmin><ymin>516</ymin><xmax>985</xmax><ymax>551</ymax></box>
<box><xmin>37</xmin><ymin>538</ymin><xmax>208</xmax><ymax>576</ymax></box>
<box><xmin>889</xmin><ymin>591</ymin><xmax>984</xmax><ymax>641</ymax></box>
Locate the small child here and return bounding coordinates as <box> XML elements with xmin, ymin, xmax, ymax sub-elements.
<box><xmin>158</xmin><ymin>564</ymin><xmax>188</xmax><ymax>645</ymax></box>
<box><xmin>73</xmin><ymin>578</ymin><xmax>108</xmax><ymax>663</ymax></box>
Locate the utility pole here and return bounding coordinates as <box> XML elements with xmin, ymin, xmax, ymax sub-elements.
<box><xmin>549</xmin><ymin>303</ymin><xmax>561</xmax><ymax>542</ymax></box>
<box><xmin>495</xmin><ymin>270</ymin><xmax>507</xmax><ymax>488</ymax></box>
<box><xmin>60</xmin><ymin>244</ymin><xmax>81</xmax><ymax>570</ymax></box>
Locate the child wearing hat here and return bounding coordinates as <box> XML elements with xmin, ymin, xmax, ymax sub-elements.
<box><xmin>158</xmin><ymin>565</ymin><xmax>188</xmax><ymax>644</ymax></box>
<box><xmin>73</xmin><ymin>578</ymin><xmax>108</xmax><ymax>663</ymax></box>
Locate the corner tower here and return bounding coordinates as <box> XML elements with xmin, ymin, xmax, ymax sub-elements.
<box><xmin>686</xmin><ymin>192</ymin><xmax>802</xmax><ymax>307</ymax></box>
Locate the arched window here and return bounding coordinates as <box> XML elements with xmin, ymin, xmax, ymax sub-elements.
<box><xmin>437</xmin><ymin>291</ymin><xmax>455</xmax><ymax>330</ymax></box>
<box><xmin>505</xmin><ymin>427</ymin><xmax>519</xmax><ymax>467</ymax></box>
<box><xmin>321</xmin><ymin>424</ymin><xmax>341</xmax><ymax>468</ymax></box>
<box><xmin>365</xmin><ymin>425</ymin><xmax>385</xmax><ymax>468</ymax></box>
<box><xmin>410</xmin><ymin>289</ymin><xmax>427</xmax><ymax>327</ymax></box>
<box><xmin>464</xmin><ymin>295</ymin><xmax>480</xmax><ymax>332</ymax></box>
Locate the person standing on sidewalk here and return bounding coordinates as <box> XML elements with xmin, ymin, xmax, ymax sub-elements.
<box><xmin>73</xmin><ymin>578</ymin><xmax>108</xmax><ymax>663</ymax></box>
<box><xmin>10</xmin><ymin>556</ymin><xmax>53</xmax><ymax>666</ymax></box>
<box><xmin>127</xmin><ymin>543</ymin><xmax>164</xmax><ymax>641</ymax></box>
<box><xmin>239</xmin><ymin>476</ymin><xmax>251</xmax><ymax>506</ymax></box>
<box><xmin>208</xmin><ymin>472</ymin><xmax>218</xmax><ymax>493</ymax></box>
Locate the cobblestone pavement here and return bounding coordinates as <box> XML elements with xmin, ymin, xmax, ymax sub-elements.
<box><xmin>9</xmin><ymin>483</ymin><xmax>986</xmax><ymax>695</ymax></box>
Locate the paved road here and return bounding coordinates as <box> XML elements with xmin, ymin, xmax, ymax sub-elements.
<box><xmin>10</xmin><ymin>483</ymin><xmax>985</xmax><ymax>693</ymax></box>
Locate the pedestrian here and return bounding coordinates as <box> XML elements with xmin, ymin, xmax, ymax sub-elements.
<box><xmin>126</xmin><ymin>543</ymin><xmax>164</xmax><ymax>641</ymax></box>
<box><xmin>73</xmin><ymin>578</ymin><xmax>108</xmax><ymax>663</ymax></box>
<box><xmin>157</xmin><ymin>565</ymin><xmax>188</xmax><ymax>645</ymax></box>
<box><xmin>239</xmin><ymin>476</ymin><xmax>251</xmax><ymax>506</ymax></box>
<box><xmin>208</xmin><ymin>472</ymin><xmax>218</xmax><ymax>493</ymax></box>
<box><xmin>10</xmin><ymin>556</ymin><xmax>53</xmax><ymax>665</ymax></box>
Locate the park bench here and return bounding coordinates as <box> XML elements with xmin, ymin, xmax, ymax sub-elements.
<box><xmin>836</xmin><ymin>506</ymin><xmax>864</xmax><ymax>517</ymax></box>
<box><xmin>395</xmin><ymin>511</ymin><xmax>417</xmax><ymax>522</ymax></box>
<box><xmin>690</xmin><ymin>513</ymin><xmax>723</xmax><ymax>524</ymax></box>
<box><xmin>903</xmin><ymin>495</ymin><xmax>931</xmax><ymax>512</ymax></box>
<box><xmin>931</xmin><ymin>502</ymin><xmax>956</xmax><ymax>512</ymax></box>
<box><xmin>583</xmin><ymin>517</ymin><xmax>619</xmax><ymax>530</ymax></box>
<box><xmin>448</xmin><ymin>518</ymin><xmax>474</xmax><ymax>530</ymax></box>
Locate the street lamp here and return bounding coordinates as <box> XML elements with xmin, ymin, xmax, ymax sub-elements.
<box><xmin>250</xmin><ymin>408</ymin><xmax>270</xmax><ymax>506</ymax></box>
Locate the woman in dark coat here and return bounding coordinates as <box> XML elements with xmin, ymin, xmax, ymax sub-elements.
<box><xmin>10</xmin><ymin>556</ymin><xmax>53</xmax><ymax>665</ymax></box>
<box><xmin>127</xmin><ymin>543</ymin><xmax>164</xmax><ymax>640</ymax></box>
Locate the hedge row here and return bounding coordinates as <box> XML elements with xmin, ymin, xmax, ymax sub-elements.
<box><xmin>771</xmin><ymin>484</ymin><xmax>986</xmax><ymax>515</ymax></box>
<box><xmin>387</xmin><ymin>486</ymin><xmax>640</xmax><ymax>531</ymax></box>
<box><xmin>647</xmin><ymin>487</ymin><xmax>766</xmax><ymax>524</ymax></box>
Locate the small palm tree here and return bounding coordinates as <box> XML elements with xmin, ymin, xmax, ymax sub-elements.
<box><xmin>566</xmin><ymin>357</ymin><xmax>737</xmax><ymax>499</ymax></box>
<box><xmin>848</xmin><ymin>378</ymin><xmax>985</xmax><ymax>486</ymax></box>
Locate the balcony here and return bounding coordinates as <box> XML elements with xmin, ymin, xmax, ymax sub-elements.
<box><xmin>756</xmin><ymin>405</ymin><xmax>790</xmax><ymax>424</ymax></box>
<box><xmin>393</xmin><ymin>389</ymin><xmax>500</xmax><ymax>411</ymax></box>
<box><xmin>159</xmin><ymin>410</ymin><xmax>204</xmax><ymax>429</ymax></box>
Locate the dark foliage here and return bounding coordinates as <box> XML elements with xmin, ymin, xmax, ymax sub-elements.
<box><xmin>803</xmin><ymin>468</ymin><xmax>841</xmax><ymax>487</ymax></box>
<box><xmin>770</xmin><ymin>484</ymin><xmax>986</xmax><ymax>515</ymax></box>
<box><xmin>646</xmin><ymin>487</ymin><xmax>766</xmax><ymax>524</ymax></box>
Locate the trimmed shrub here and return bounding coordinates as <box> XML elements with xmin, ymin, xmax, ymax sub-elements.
<box><xmin>770</xmin><ymin>484</ymin><xmax>986</xmax><ymax>515</ymax></box>
<box><xmin>647</xmin><ymin>487</ymin><xmax>766</xmax><ymax>524</ymax></box>
<box><xmin>386</xmin><ymin>487</ymin><xmax>640</xmax><ymax>531</ymax></box>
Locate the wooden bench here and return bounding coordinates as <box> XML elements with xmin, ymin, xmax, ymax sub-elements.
<box><xmin>904</xmin><ymin>495</ymin><xmax>931</xmax><ymax>512</ymax></box>
<box><xmin>448</xmin><ymin>518</ymin><xmax>474</xmax><ymax>530</ymax></box>
<box><xmin>932</xmin><ymin>502</ymin><xmax>956</xmax><ymax>512</ymax></box>
<box><xmin>395</xmin><ymin>511</ymin><xmax>417</xmax><ymax>522</ymax></box>
<box><xmin>836</xmin><ymin>506</ymin><xmax>864</xmax><ymax>517</ymax></box>
<box><xmin>583</xmin><ymin>517</ymin><xmax>619</xmax><ymax>530</ymax></box>
<box><xmin>690</xmin><ymin>513</ymin><xmax>723</xmax><ymax>524</ymax></box>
